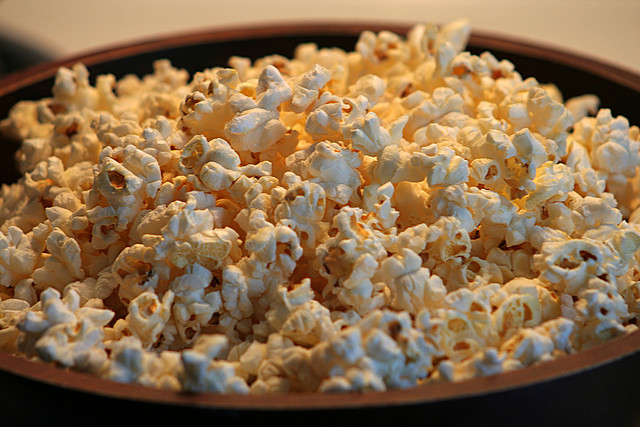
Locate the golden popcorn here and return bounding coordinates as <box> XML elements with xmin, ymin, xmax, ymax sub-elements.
<box><xmin>0</xmin><ymin>19</ymin><xmax>639</xmax><ymax>395</ymax></box>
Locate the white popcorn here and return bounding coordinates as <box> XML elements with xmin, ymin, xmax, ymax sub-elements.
<box><xmin>336</xmin><ymin>253</ymin><xmax>384</xmax><ymax>315</ymax></box>
<box><xmin>311</xmin><ymin>310</ymin><xmax>437</xmax><ymax>391</ymax></box>
<box><xmin>265</xmin><ymin>279</ymin><xmax>335</xmax><ymax>347</ymax></box>
<box><xmin>273</xmin><ymin>172</ymin><xmax>327</xmax><ymax>248</ymax></box>
<box><xmin>0</xmin><ymin>226</ymin><xmax>43</xmax><ymax>289</ymax></box>
<box><xmin>318</xmin><ymin>366</ymin><xmax>386</xmax><ymax>393</ymax></box>
<box><xmin>361</xmin><ymin>182</ymin><xmax>399</xmax><ymax>230</ymax></box>
<box><xmin>180</xmin><ymin>334</ymin><xmax>249</xmax><ymax>394</ymax></box>
<box><xmin>574</xmin><ymin>277</ymin><xmax>630</xmax><ymax>348</ymax></box>
<box><xmin>153</xmin><ymin>200</ymin><xmax>241</xmax><ymax>270</ymax></box>
<box><xmin>355</xmin><ymin>29</ymin><xmax>410</xmax><ymax>76</ymax></box>
<box><xmin>305</xmin><ymin>102</ymin><xmax>345</xmax><ymax>142</ymax></box>
<box><xmin>424</xmin><ymin>286</ymin><xmax>497</xmax><ymax>361</ymax></box>
<box><xmin>379</xmin><ymin>248</ymin><xmax>446</xmax><ymax>313</ymax></box>
<box><xmin>112</xmin><ymin>243</ymin><xmax>161</xmax><ymax>305</ymax></box>
<box><xmin>138</xmin><ymin>126</ymin><xmax>174</xmax><ymax>167</ymax></box>
<box><xmin>65</xmin><ymin>277</ymin><xmax>116</xmax><ymax>306</ymax></box>
<box><xmin>241</xmin><ymin>217</ymin><xmax>303</xmax><ymax>291</ymax></box>
<box><xmin>106</xmin><ymin>335</ymin><xmax>182</xmax><ymax>389</ymax></box>
<box><xmin>565</xmin><ymin>94</ymin><xmax>599</xmax><ymax>123</ymax></box>
<box><xmin>200</xmin><ymin>152</ymin><xmax>243</xmax><ymax>191</ymax></box>
<box><xmin>500</xmin><ymin>318</ymin><xmax>575</xmax><ymax>366</ymax></box>
<box><xmin>35</xmin><ymin>317</ymin><xmax>108</xmax><ymax>373</ymax></box>
<box><xmin>170</xmin><ymin>263</ymin><xmax>222</xmax><ymax>344</ymax></box>
<box><xmin>224</xmin><ymin>107</ymin><xmax>287</xmax><ymax>152</ymax></box>
<box><xmin>51</xmin><ymin>63</ymin><xmax>99</xmax><ymax>111</ymax></box>
<box><xmin>433</xmin><ymin>347</ymin><xmax>519</xmax><ymax>382</ymax></box>
<box><xmin>10</xmin><ymin>288</ymin><xmax>113</xmax><ymax>374</ymax></box>
<box><xmin>437</xmin><ymin>19</ymin><xmax>472</xmax><ymax>54</ymax></box>
<box><xmin>289</xmin><ymin>64</ymin><xmax>332</xmax><ymax>113</ymax></box>
<box><xmin>1</xmin><ymin>20</ymin><xmax>639</xmax><ymax>396</ymax></box>
<box><xmin>178</xmin><ymin>134</ymin><xmax>213</xmax><ymax>175</ymax></box>
<box><xmin>220</xmin><ymin>264</ymin><xmax>253</xmax><ymax>321</ymax></box>
<box><xmin>426</xmin><ymin>216</ymin><xmax>471</xmax><ymax>263</ymax></box>
<box><xmin>114</xmin><ymin>290</ymin><xmax>174</xmax><ymax>348</ymax></box>
<box><xmin>532</xmin><ymin>233</ymin><xmax>638</xmax><ymax>297</ymax></box>
<box><xmin>32</xmin><ymin>227</ymin><xmax>84</xmax><ymax>292</ymax></box>
<box><xmin>106</xmin><ymin>336</ymin><xmax>147</xmax><ymax>383</ymax></box>
<box><xmin>251</xmin><ymin>344</ymin><xmax>319</xmax><ymax>394</ymax></box>
<box><xmin>348</xmin><ymin>74</ymin><xmax>386</xmax><ymax>109</ymax></box>
<box><xmin>374</xmin><ymin>144</ymin><xmax>469</xmax><ymax>187</ymax></box>
<box><xmin>87</xmin><ymin>149</ymin><xmax>156</xmax><ymax>232</ymax></box>
<box><xmin>286</xmin><ymin>141</ymin><xmax>362</xmax><ymax>204</ymax></box>
<box><xmin>501</xmin><ymin>327</ymin><xmax>554</xmax><ymax>365</ymax></box>
<box><xmin>343</xmin><ymin>112</ymin><xmax>406</xmax><ymax>157</ymax></box>
<box><xmin>256</xmin><ymin>65</ymin><xmax>293</xmax><ymax>110</ymax></box>
<box><xmin>404</xmin><ymin>87</ymin><xmax>465</xmax><ymax>139</ymax></box>
<box><xmin>521</xmin><ymin>161</ymin><xmax>574</xmax><ymax>209</ymax></box>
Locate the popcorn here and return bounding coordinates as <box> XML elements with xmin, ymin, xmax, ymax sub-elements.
<box><xmin>500</xmin><ymin>318</ymin><xmax>575</xmax><ymax>365</ymax></box>
<box><xmin>112</xmin><ymin>244</ymin><xmax>161</xmax><ymax>305</ymax></box>
<box><xmin>0</xmin><ymin>226</ymin><xmax>43</xmax><ymax>289</ymax></box>
<box><xmin>311</xmin><ymin>310</ymin><xmax>437</xmax><ymax>392</ymax></box>
<box><xmin>521</xmin><ymin>161</ymin><xmax>574</xmax><ymax>210</ymax></box>
<box><xmin>170</xmin><ymin>263</ymin><xmax>222</xmax><ymax>344</ymax></box>
<box><xmin>113</xmin><ymin>290</ymin><xmax>174</xmax><ymax>348</ymax></box>
<box><xmin>224</xmin><ymin>107</ymin><xmax>287</xmax><ymax>152</ymax></box>
<box><xmin>574</xmin><ymin>277</ymin><xmax>629</xmax><ymax>345</ymax></box>
<box><xmin>107</xmin><ymin>335</ymin><xmax>182</xmax><ymax>390</ymax></box>
<box><xmin>348</xmin><ymin>74</ymin><xmax>386</xmax><ymax>109</ymax></box>
<box><xmin>425</xmin><ymin>287</ymin><xmax>496</xmax><ymax>361</ymax></box>
<box><xmin>356</xmin><ymin>30</ymin><xmax>420</xmax><ymax>86</ymax></box>
<box><xmin>526</xmin><ymin>86</ymin><xmax>574</xmax><ymax>145</ymax></box>
<box><xmin>32</xmin><ymin>227</ymin><xmax>84</xmax><ymax>292</ymax></box>
<box><xmin>335</xmin><ymin>253</ymin><xmax>385</xmax><ymax>315</ymax></box>
<box><xmin>242</xmin><ymin>217</ymin><xmax>303</xmax><ymax>287</ymax></box>
<box><xmin>1</xmin><ymin>20</ymin><xmax>639</xmax><ymax>396</ymax></box>
<box><xmin>566</xmin><ymin>95</ymin><xmax>600</xmax><ymax>127</ymax></box>
<box><xmin>152</xmin><ymin>200</ymin><xmax>241</xmax><ymax>270</ymax></box>
<box><xmin>51</xmin><ymin>63</ymin><xmax>99</xmax><ymax>111</ymax></box>
<box><xmin>11</xmin><ymin>288</ymin><xmax>113</xmax><ymax>373</ymax></box>
<box><xmin>273</xmin><ymin>172</ymin><xmax>327</xmax><ymax>249</ymax></box>
<box><xmin>404</xmin><ymin>87</ymin><xmax>465</xmax><ymax>138</ymax></box>
<box><xmin>256</xmin><ymin>65</ymin><xmax>293</xmax><ymax>110</ymax></box>
<box><xmin>87</xmin><ymin>155</ymin><xmax>148</xmax><ymax>232</ymax></box>
<box><xmin>433</xmin><ymin>348</ymin><xmax>521</xmax><ymax>383</ymax></box>
<box><xmin>220</xmin><ymin>265</ymin><xmax>253</xmax><ymax>321</ymax></box>
<box><xmin>286</xmin><ymin>141</ymin><xmax>362</xmax><ymax>204</ymax></box>
<box><xmin>251</xmin><ymin>344</ymin><xmax>318</xmax><ymax>394</ymax></box>
<box><xmin>289</xmin><ymin>64</ymin><xmax>332</xmax><ymax>113</ymax></box>
<box><xmin>344</xmin><ymin>112</ymin><xmax>406</xmax><ymax>157</ymax></box>
<box><xmin>425</xmin><ymin>216</ymin><xmax>471</xmax><ymax>263</ymax></box>
<box><xmin>264</xmin><ymin>279</ymin><xmax>335</xmax><ymax>345</ymax></box>
<box><xmin>35</xmin><ymin>316</ymin><xmax>108</xmax><ymax>373</ymax></box>
<box><xmin>379</xmin><ymin>248</ymin><xmax>446</xmax><ymax>313</ymax></box>
<box><xmin>180</xmin><ymin>334</ymin><xmax>249</xmax><ymax>393</ymax></box>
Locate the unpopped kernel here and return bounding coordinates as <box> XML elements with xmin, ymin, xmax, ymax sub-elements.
<box><xmin>1</xmin><ymin>20</ymin><xmax>640</xmax><ymax>394</ymax></box>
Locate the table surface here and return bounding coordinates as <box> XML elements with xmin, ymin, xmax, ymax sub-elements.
<box><xmin>0</xmin><ymin>0</ymin><xmax>638</xmax><ymax>74</ymax></box>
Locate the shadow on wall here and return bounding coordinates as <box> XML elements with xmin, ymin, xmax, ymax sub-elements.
<box><xmin>0</xmin><ymin>31</ymin><xmax>52</xmax><ymax>77</ymax></box>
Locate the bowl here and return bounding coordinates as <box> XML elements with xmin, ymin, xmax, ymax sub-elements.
<box><xmin>0</xmin><ymin>23</ymin><xmax>639</xmax><ymax>426</ymax></box>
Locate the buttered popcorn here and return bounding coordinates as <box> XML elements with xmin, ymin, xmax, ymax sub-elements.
<box><xmin>1</xmin><ymin>19</ymin><xmax>640</xmax><ymax>395</ymax></box>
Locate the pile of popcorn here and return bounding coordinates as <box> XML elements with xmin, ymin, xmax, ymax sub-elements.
<box><xmin>1</xmin><ymin>19</ymin><xmax>640</xmax><ymax>395</ymax></box>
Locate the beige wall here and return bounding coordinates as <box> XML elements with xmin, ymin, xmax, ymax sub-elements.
<box><xmin>0</xmin><ymin>0</ymin><xmax>638</xmax><ymax>73</ymax></box>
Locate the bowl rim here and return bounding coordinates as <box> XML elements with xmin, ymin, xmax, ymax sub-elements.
<box><xmin>1</xmin><ymin>21</ymin><xmax>639</xmax><ymax>410</ymax></box>
<box><xmin>1</xmin><ymin>330</ymin><xmax>639</xmax><ymax>410</ymax></box>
